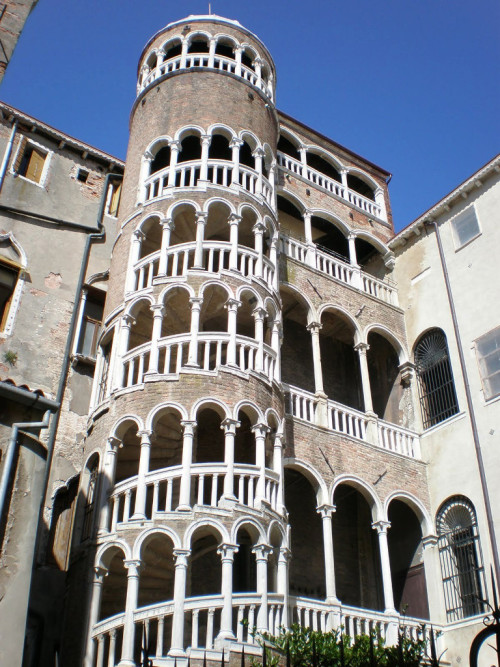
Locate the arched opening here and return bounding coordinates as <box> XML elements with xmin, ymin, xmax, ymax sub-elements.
<box><xmin>306</xmin><ymin>151</ymin><xmax>341</xmax><ymax>183</ymax></box>
<box><xmin>285</xmin><ymin>468</ymin><xmax>325</xmax><ymax>599</ymax></box>
<box><xmin>195</xmin><ymin>408</ymin><xmax>224</xmax><ymax>465</ymax></box>
<box><xmin>347</xmin><ymin>173</ymin><xmax>375</xmax><ymax>201</ymax></box>
<box><xmin>320</xmin><ymin>310</ymin><xmax>363</xmax><ymax>411</ymax></box>
<box><xmin>115</xmin><ymin>421</ymin><xmax>141</xmax><ymax>484</ymax></box>
<box><xmin>187</xmin><ymin>36</ymin><xmax>210</xmax><ymax>54</ymax></box>
<box><xmin>267</xmin><ymin>523</ymin><xmax>283</xmax><ymax>594</ymax></box>
<box><xmin>200</xmin><ymin>285</ymin><xmax>228</xmax><ymax>333</ymax></box>
<box><xmin>277</xmin><ymin>195</ymin><xmax>303</xmax><ymax>240</ymax></box>
<box><xmin>208</xmin><ymin>133</ymin><xmax>232</xmax><ymax>163</ymax></box>
<box><xmin>236</xmin><ymin>290</ymin><xmax>258</xmax><ymax>339</ymax></box>
<box><xmin>170</xmin><ymin>203</ymin><xmax>197</xmax><ymax>246</ymax></box>
<box><xmin>387</xmin><ymin>500</ymin><xmax>429</xmax><ymax>620</ymax></box>
<box><xmin>311</xmin><ymin>216</ymin><xmax>349</xmax><ymax>261</ymax></box>
<box><xmin>99</xmin><ymin>548</ymin><xmax>127</xmax><ymax>621</ymax></box>
<box><xmin>239</xmin><ymin>206</ymin><xmax>258</xmax><ymax>250</ymax></box>
<box><xmin>414</xmin><ymin>329</ymin><xmax>459</xmax><ymax>429</ymax></box>
<box><xmin>354</xmin><ymin>237</ymin><xmax>387</xmax><ymax>279</ymax></box>
<box><xmin>367</xmin><ymin>331</ymin><xmax>402</xmax><ymax>422</ymax></box>
<box><xmin>81</xmin><ymin>454</ymin><xmax>99</xmax><ymax>542</ymax></box>
<box><xmin>437</xmin><ymin>496</ymin><xmax>485</xmax><ymax>621</ymax></box>
<box><xmin>239</xmin><ymin>141</ymin><xmax>255</xmax><ymax>170</ymax></box>
<box><xmin>333</xmin><ymin>484</ymin><xmax>383</xmax><ymax>611</ymax></box>
<box><xmin>177</xmin><ymin>134</ymin><xmax>202</xmax><ymax>164</ymax></box>
<box><xmin>214</xmin><ymin>38</ymin><xmax>235</xmax><ymax>60</ymax></box>
<box><xmin>157</xmin><ymin>287</ymin><xmax>192</xmax><ymax>372</ymax></box>
<box><xmin>149</xmin><ymin>409</ymin><xmax>183</xmax><ymax>512</ymax></box>
<box><xmin>234</xmin><ymin>409</ymin><xmax>255</xmax><ymax>466</ymax></box>
<box><xmin>162</xmin><ymin>39</ymin><xmax>182</xmax><ymax>61</ymax></box>
<box><xmin>277</xmin><ymin>135</ymin><xmax>301</xmax><ymax>162</ymax></box>
<box><xmin>47</xmin><ymin>477</ymin><xmax>79</xmax><ymax>570</ymax></box>
<box><xmin>234</xmin><ymin>526</ymin><xmax>257</xmax><ymax>592</ymax></box>
<box><xmin>146</xmin><ymin>53</ymin><xmax>157</xmax><ymax>71</ymax></box>
<box><xmin>139</xmin><ymin>217</ymin><xmax>162</xmax><ymax>259</ymax></box>
<box><xmin>150</xmin><ymin>146</ymin><xmax>171</xmax><ymax>175</ymax></box>
<box><xmin>127</xmin><ymin>300</ymin><xmax>153</xmax><ymax>351</ymax></box>
<box><xmin>280</xmin><ymin>288</ymin><xmax>314</xmax><ymax>393</ymax></box>
<box><xmin>205</xmin><ymin>201</ymin><xmax>232</xmax><ymax>245</ymax></box>
<box><xmin>241</xmin><ymin>47</ymin><xmax>256</xmax><ymax>71</ymax></box>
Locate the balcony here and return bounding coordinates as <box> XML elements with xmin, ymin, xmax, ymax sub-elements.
<box><xmin>280</xmin><ymin>234</ymin><xmax>398</xmax><ymax>306</ymax></box>
<box><xmin>138</xmin><ymin>53</ymin><xmax>274</xmax><ymax>102</ymax></box>
<box><xmin>277</xmin><ymin>152</ymin><xmax>385</xmax><ymax>221</ymax></box>
<box><xmin>285</xmin><ymin>384</ymin><xmax>421</xmax><ymax>459</ymax></box>
<box><xmin>132</xmin><ymin>241</ymin><xmax>276</xmax><ymax>291</ymax></box>
<box><xmin>120</xmin><ymin>333</ymin><xmax>277</xmax><ymax>388</ymax></box>
<box><xmin>143</xmin><ymin>159</ymin><xmax>274</xmax><ymax>209</ymax></box>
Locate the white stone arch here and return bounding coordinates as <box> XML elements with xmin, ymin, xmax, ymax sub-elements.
<box><xmin>235</xmin><ymin>284</ymin><xmax>263</xmax><ymax>309</ymax></box>
<box><xmin>145</xmin><ymin>401</ymin><xmax>189</xmax><ymax>431</ymax></box>
<box><xmin>384</xmin><ymin>490</ymin><xmax>433</xmax><ymax>536</ymax></box>
<box><xmin>308</xmin><ymin>207</ymin><xmax>351</xmax><ymax>237</ymax></box>
<box><xmin>134</xmin><ymin>210</ymin><xmax>165</xmax><ymax>233</ymax></box>
<box><xmin>346</xmin><ymin>167</ymin><xmax>378</xmax><ymax>192</ymax></box>
<box><xmin>111</xmin><ymin>414</ymin><xmax>145</xmax><ymax>439</ymax></box>
<box><xmin>95</xmin><ymin>540</ymin><xmax>132</xmax><ymax>569</ymax></box>
<box><xmin>167</xmin><ymin>198</ymin><xmax>202</xmax><ymax>219</ymax></box>
<box><xmin>278</xmin><ymin>127</ymin><xmax>304</xmax><ymax>150</ymax></box>
<box><xmin>213</xmin><ymin>32</ymin><xmax>239</xmax><ymax>50</ymax></box>
<box><xmin>190</xmin><ymin>396</ymin><xmax>230</xmax><ymax>422</ymax></box>
<box><xmin>353</xmin><ymin>229</ymin><xmax>391</xmax><ymax>257</ymax></box>
<box><xmin>262</xmin><ymin>213</ymin><xmax>277</xmax><ymax>238</ymax></box>
<box><xmin>0</xmin><ymin>231</ymin><xmax>27</xmax><ymax>336</ymax></box>
<box><xmin>123</xmin><ymin>293</ymin><xmax>155</xmax><ymax>318</ymax></box>
<box><xmin>174</xmin><ymin>124</ymin><xmax>206</xmax><ymax>143</ymax></box>
<box><xmin>266</xmin><ymin>519</ymin><xmax>287</xmax><ymax>546</ymax></box>
<box><xmin>238</xmin><ymin>201</ymin><xmax>262</xmax><ymax>223</ymax></box>
<box><xmin>363</xmin><ymin>324</ymin><xmax>408</xmax><ymax>364</ymax></box>
<box><xmin>232</xmin><ymin>399</ymin><xmax>264</xmax><ymax>424</ymax></box>
<box><xmin>145</xmin><ymin>136</ymin><xmax>174</xmax><ymax>159</ymax></box>
<box><xmin>263</xmin><ymin>296</ymin><xmax>280</xmax><ymax>321</ymax></box>
<box><xmin>158</xmin><ymin>281</ymin><xmax>195</xmax><ymax>307</ymax></box>
<box><xmin>331</xmin><ymin>474</ymin><xmax>383</xmax><ymax>522</ymax></box>
<box><xmin>279</xmin><ymin>281</ymin><xmax>318</xmax><ymax>324</ymax></box>
<box><xmin>133</xmin><ymin>526</ymin><xmax>182</xmax><ymax>559</ymax></box>
<box><xmin>159</xmin><ymin>35</ymin><xmax>183</xmax><ymax>58</ymax></box>
<box><xmin>305</xmin><ymin>145</ymin><xmax>344</xmax><ymax>172</ymax></box>
<box><xmin>203</xmin><ymin>195</ymin><xmax>236</xmax><ymax>216</ymax></box>
<box><xmin>231</xmin><ymin>516</ymin><xmax>266</xmax><ymax>544</ymax></box>
<box><xmin>184</xmin><ymin>518</ymin><xmax>230</xmax><ymax>549</ymax></box>
<box><xmin>318</xmin><ymin>303</ymin><xmax>362</xmax><ymax>345</ymax></box>
<box><xmin>238</xmin><ymin>129</ymin><xmax>262</xmax><ymax>152</ymax></box>
<box><xmin>198</xmin><ymin>278</ymin><xmax>233</xmax><ymax>301</ymax></box>
<box><xmin>206</xmin><ymin>122</ymin><xmax>237</xmax><ymax>143</ymax></box>
<box><xmin>276</xmin><ymin>188</ymin><xmax>308</xmax><ymax>216</ymax></box>
<box><xmin>185</xmin><ymin>30</ymin><xmax>212</xmax><ymax>48</ymax></box>
<box><xmin>283</xmin><ymin>457</ymin><xmax>328</xmax><ymax>505</ymax></box>
<box><xmin>265</xmin><ymin>408</ymin><xmax>283</xmax><ymax>433</ymax></box>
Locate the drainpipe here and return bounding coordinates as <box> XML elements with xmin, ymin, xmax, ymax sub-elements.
<box><xmin>32</xmin><ymin>172</ymin><xmax>123</xmax><ymax>556</ymax></box>
<box><xmin>426</xmin><ymin>220</ymin><xmax>500</xmax><ymax>587</ymax></box>
<box><xmin>0</xmin><ymin>118</ymin><xmax>18</xmax><ymax>193</ymax></box>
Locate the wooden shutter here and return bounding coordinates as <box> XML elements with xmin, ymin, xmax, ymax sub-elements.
<box><xmin>109</xmin><ymin>182</ymin><xmax>122</xmax><ymax>216</ymax></box>
<box><xmin>25</xmin><ymin>147</ymin><xmax>46</xmax><ymax>183</ymax></box>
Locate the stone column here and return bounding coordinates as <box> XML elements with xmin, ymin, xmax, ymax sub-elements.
<box><xmin>114</xmin><ymin>314</ymin><xmax>134</xmax><ymax>389</ymax></box>
<box><xmin>167</xmin><ymin>140</ymin><xmax>181</xmax><ymax>187</ymax></box>
<box><xmin>98</xmin><ymin>436</ymin><xmax>121</xmax><ymax>535</ymax></box>
<box><xmin>221</xmin><ymin>418</ymin><xmax>240</xmax><ymax>502</ymax></box>
<box><xmin>253</xmin><ymin>544</ymin><xmax>271</xmax><ymax>632</ymax></box>
<box><xmin>126</xmin><ymin>230</ymin><xmax>145</xmax><ymax>292</ymax></box>
<box><xmin>271</xmin><ymin>319</ymin><xmax>282</xmax><ymax>383</ymax></box>
<box><xmin>348</xmin><ymin>233</ymin><xmax>362</xmax><ymax>289</ymax></box>
<box><xmin>354</xmin><ymin>342</ymin><xmax>374</xmax><ymax>414</ymax></box>
<box><xmin>340</xmin><ymin>168</ymin><xmax>348</xmax><ymax>191</ymax></box>
<box><xmin>422</xmin><ymin>535</ymin><xmax>447</xmax><ymax>624</ymax></box>
<box><xmin>84</xmin><ymin>566</ymin><xmax>106</xmax><ymax>667</ymax></box>
<box><xmin>317</xmin><ymin>504</ymin><xmax>339</xmax><ymax>603</ymax></box>
<box><xmin>253</xmin><ymin>306</ymin><xmax>266</xmax><ymax>373</ymax></box>
<box><xmin>170</xmin><ymin>549</ymin><xmax>190</xmax><ymax>656</ymax></box>
<box><xmin>277</xmin><ymin>548</ymin><xmax>291</xmax><ymax>628</ymax></box>
<box><xmin>253</xmin><ymin>57</ymin><xmax>263</xmax><ymax>88</ymax></box>
<box><xmin>187</xmin><ymin>297</ymin><xmax>203</xmax><ymax>367</ymax></box>
<box><xmin>132</xmin><ymin>430</ymin><xmax>152</xmax><ymax>520</ymax></box>
<box><xmin>375</xmin><ymin>186</ymin><xmax>387</xmax><ymax>220</ymax></box>
<box><xmin>225</xmin><ymin>298</ymin><xmax>241</xmax><ymax>367</ymax></box>
<box><xmin>273</xmin><ymin>432</ymin><xmax>285</xmax><ymax>514</ymax></box>
<box><xmin>158</xmin><ymin>218</ymin><xmax>175</xmax><ymax>275</ymax></box>
<box><xmin>253</xmin><ymin>423</ymin><xmax>270</xmax><ymax>505</ymax></box>
<box><xmin>147</xmin><ymin>305</ymin><xmax>164</xmax><ymax>374</ymax></box>
<box><xmin>137</xmin><ymin>151</ymin><xmax>154</xmax><ymax>204</ymax></box>
<box><xmin>269</xmin><ymin>235</ymin><xmax>279</xmax><ymax>290</ymax></box>
<box><xmin>303</xmin><ymin>210</ymin><xmax>316</xmax><ymax>268</ymax></box>
<box><xmin>230</xmin><ymin>137</ymin><xmax>243</xmax><ymax>186</ymax></box>
<box><xmin>217</xmin><ymin>544</ymin><xmax>238</xmax><ymax>641</ymax></box>
<box><xmin>298</xmin><ymin>146</ymin><xmax>308</xmax><ymax>167</ymax></box>
<box><xmin>306</xmin><ymin>321</ymin><xmax>325</xmax><ymax>396</ymax></box>
<box><xmin>180</xmin><ymin>38</ymin><xmax>188</xmax><ymax>68</ymax></box>
<box><xmin>119</xmin><ymin>560</ymin><xmax>141</xmax><ymax>666</ymax></box>
<box><xmin>228</xmin><ymin>213</ymin><xmax>241</xmax><ymax>271</ymax></box>
<box><xmin>253</xmin><ymin>222</ymin><xmax>265</xmax><ymax>278</ymax></box>
<box><xmin>234</xmin><ymin>45</ymin><xmax>243</xmax><ymax>76</ymax></box>
<box><xmin>193</xmin><ymin>212</ymin><xmax>207</xmax><ymax>268</ymax></box>
<box><xmin>200</xmin><ymin>134</ymin><xmax>211</xmax><ymax>183</ymax></box>
<box><xmin>208</xmin><ymin>37</ymin><xmax>216</xmax><ymax>68</ymax></box>
<box><xmin>372</xmin><ymin>521</ymin><xmax>396</xmax><ymax>613</ymax></box>
<box><xmin>178</xmin><ymin>421</ymin><xmax>196</xmax><ymax>510</ymax></box>
<box><xmin>253</xmin><ymin>147</ymin><xmax>265</xmax><ymax>195</ymax></box>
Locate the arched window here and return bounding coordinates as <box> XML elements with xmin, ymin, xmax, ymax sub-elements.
<box><xmin>437</xmin><ymin>496</ymin><xmax>485</xmax><ymax>621</ymax></box>
<box><xmin>414</xmin><ymin>329</ymin><xmax>459</xmax><ymax>428</ymax></box>
<box><xmin>81</xmin><ymin>456</ymin><xmax>99</xmax><ymax>541</ymax></box>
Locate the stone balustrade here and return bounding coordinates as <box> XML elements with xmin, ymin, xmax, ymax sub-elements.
<box><xmin>144</xmin><ymin>159</ymin><xmax>274</xmax><ymax>209</ymax></box>
<box><xmin>284</xmin><ymin>384</ymin><xmax>421</xmax><ymax>460</ymax></box>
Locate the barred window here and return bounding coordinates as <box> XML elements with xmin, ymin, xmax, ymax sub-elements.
<box><xmin>414</xmin><ymin>329</ymin><xmax>459</xmax><ymax>429</ymax></box>
<box><xmin>437</xmin><ymin>496</ymin><xmax>485</xmax><ymax>622</ymax></box>
<box><xmin>81</xmin><ymin>456</ymin><xmax>99</xmax><ymax>541</ymax></box>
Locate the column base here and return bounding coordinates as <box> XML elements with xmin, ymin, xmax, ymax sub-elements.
<box><xmin>184</xmin><ymin>362</ymin><xmax>200</xmax><ymax>369</ymax></box>
<box><xmin>168</xmin><ymin>648</ymin><xmax>187</xmax><ymax>658</ymax></box>
<box><xmin>218</xmin><ymin>495</ymin><xmax>237</xmax><ymax>509</ymax></box>
<box><xmin>214</xmin><ymin>631</ymin><xmax>236</xmax><ymax>647</ymax></box>
<box><xmin>130</xmin><ymin>513</ymin><xmax>147</xmax><ymax>522</ymax></box>
<box><xmin>325</xmin><ymin>596</ymin><xmax>340</xmax><ymax>605</ymax></box>
<box><xmin>176</xmin><ymin>504</ymin><xmax>192</xmax><ymax>512</ymax></box>
<box><xmin>118</xmin><ymin>661</ymin><xmax>136</xmax><ymax>667</ymax></box>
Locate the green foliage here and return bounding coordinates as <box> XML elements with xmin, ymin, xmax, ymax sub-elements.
<box><xmin>250</xmin><ymin>623</ymin><xmax>429</xmax><ymax>667</ymax></box>
<box><xmin>3</xmin><ymin>350</ymin><xmax>18</xmax><ymax>366</ymax></box>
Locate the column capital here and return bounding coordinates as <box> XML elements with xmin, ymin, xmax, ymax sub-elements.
<box><xmin>303</xmin><ymin>208</ymin><xmax>313</xmax><ymax>220</ymax></box>
<box><xmin>340</xmin><ymin>168</ymin><xmax>349</xmax><ymax>175</ymax></box>
<box><xmin>317</xmin><ymin>503</ymin><xmax>336</xmax><ymax>519</ymax></box>
<box><xmin>189</xmin><ymin>296</ymin><xmax>203</xmax><ymax>310</ymax></box>
<box><xmin>123</xmin><ymin>559</ymin><xmax>142</xmax><ymax>575</ymax></box>
<box><xmin>354</xmin><ymin>341</ymin><xmax>370</xmax><ymax>355</ymax></box>
<box><xmin>133</xmin><ymin>229</ymin><xmax>146</xmax><ymax>241</ymax></box>
<box><xmin>168</xmin><ymin>139</ymin><xmax>181</xmax><ymax>151</ymax></box>
<box><xmin>173</xmin><ymin>549</ymin><xmax>191</xmax><ymax>568</ymax></box>
<box><xmin>150</xmin><ymin>304</ymin><xmax>165</xmax><ymax>316</ymax></box>
<box><xmin>93</xmin><ymin>565</ymin><xmax>107</xmax><ymax>583</ymax></box>
<box><xmin>252</xmin><ymin>147</ymin><xmax>265</xmax><ymax>158</ymax></box>
<box><xmin>137</xmin><ymin>429</ymin><xmax>152</xmax><ymax>441</ymax></box>
<box><xmin>278</xmin><ymin>547</ymin><xmax>292</xmax><ymax>562</ymax></box>
<box><xmin>221</xmin><ymin>418</ymin><xmax>240</xmax><ymax>434</ymax></box>
<box><xmin>195</xmin><ymin>211</ymin><xmax>208</xmax><ymax>224</ymax></box>
<box><xmin>228</xmin><ymin>213</ymin><xmax>242</xmax><ymax>225</ymax></box>
<box><xmin>348</xmin><ymin>231</ymin><xmax>358</xmax><ymax>241</ymax></box>
<box><xmin>252</xmin><ymin>221</ymin><xmax>266</xmax><ymax>234</ymax></box>
<box><xmin>144</xmin><ymin>150</ymin><xmax>154</xmax><ymax>162</ymax></box>
<box><xmin>272</xmin><ymin>431</ymin><xmax>284</xmax><ymax>448</ymax></box>
<box><xmin>217</xmin><ymin>543</ymin><xmax>239</xmax><ymax>561</ymax></box>
<box><xmin>180</xmin><ymin>420</ymin><xmax>197</xmax><ymax>436</ymax></box>
<box><xmin>422</xmin><ymin>534</ymin><xmax>439</xmax><ymax>550</ymax></box>
<box><xmin>398</xmin><ymin>361</ymin><xmax>415</xmax><ymax>387</ymax></box>
<box><xmin>161</xmin><ymin>218</ymin><xmax>175</xmax><ymax>230</ymax></box>
<box><xmin>121</xmin><ymin>314</ymin><xmax>136</xmax><ymax>328</ymax></box>
<box><xmin>252</xmin><ymin>306</ymin><xmax>267</xmax><ymax>320</ymax></box>
<box><xmin>233</xmin><ymin>44</ymin><xmax>243</xmax><ymax>54</ymax></box>
<box><xmin>225</xmin><ymin>298</ymin><xmax>241</xmax><ymax>312</ymax></box>
<box><xmin>107</xmin><ymin>436</ymin><xmax>121</xmax><ymax>450</ymax></box>
<box><xmin>252</xmin><ymin>543</ymin><xmax>272</xmax><ymax>561</ymax></box>
<box><xmin>372</xmin><ymin>520</ymin><xmax>391</xmax><ymax>535</ymax></box>
<box><xmin>200</xmin><ymin>134</ymin><xmax>212</xmax><ymax>146</ymax></box>
<box><xmin>253</xmin><ymin>57</ymin><xmax>263</xmax><ymax>66</ymax></box>
<box><xmin>252</xmin><ymin>422</ymin><xmax>271</xmax><ymax>438</ymax></box>
<box><xmin>229</xmin><ymin>137</ymin><xmax>243</xmax><ymax>149</ymax></box>
<box><xmin>306</xmin><ymin>321</ymin><xmax>322</xmax><ymax>333</ymax></box>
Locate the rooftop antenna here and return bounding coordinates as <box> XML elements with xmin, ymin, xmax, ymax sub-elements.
<box><xmin>208</xmin><ymin>3</ymin><xmax>212</xmax><ymax>14</ymax></box>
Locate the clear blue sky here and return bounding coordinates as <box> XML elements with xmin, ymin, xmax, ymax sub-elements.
<box><xmin>1</xmin><ymin>0</ymin><xmax>498</xmax><ymax>231</ymax></box>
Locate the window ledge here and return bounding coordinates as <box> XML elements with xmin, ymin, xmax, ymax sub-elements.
<box><xmin>421</xmin><ymin>410</ymin><xmax>466</xmax><ymax>436</ymax></box>
<box><xmin>72</xmin><ymin>353</ymin><xmax>97</xmax><ymax>367</ymax></box>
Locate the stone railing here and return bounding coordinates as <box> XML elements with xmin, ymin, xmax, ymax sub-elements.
<box><xmin>120</xmin><ymin>333</ymin><xmax>277</xmax><ymax>387</ymax></box>
<box><xmin>277</xmin><ymin>152</ymin><xmax>384</xmax><ymax>220</ymax></box>
<box><xmin>139</xmin><ymin>53</ymin><xmax>274</xmax><ymax>101</ymax></box>
<box><xmin>132</xmin><ymin>241</ymin><xmax>275</xmax><ymax>291</ymax></box>
<box><xmin>107</xmin><ymin>463</ymin><xmax>281</xmax><ymax>528</ymax></box>
<box><xmin>280</xmin><ymin>235</ymin><xmax>398</xmax><ymax>306</ymax></box>
<box><xmin>284</xmin><ymin>384</ymin><xmax>421</xmax><ymax>459</ymax></box>
<box><xmin>144</xmin><ymin>159</ymin><xmax>274</xmax><ymax>208</ymax></box>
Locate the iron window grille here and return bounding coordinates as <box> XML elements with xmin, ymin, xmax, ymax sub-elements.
<box><xmin>81</xmin><ymin>462</ymin><xmax>98</xmax><ymax>541</ymax></box>
<box><xmin>437</xmin><ymin>496</ymin><xmax>486</xmax><ymax>622</ymax></box>
<box><xmin>414</xmin><ymin>329</ymin><xmax>459</xmax><ymax>429</ymax></box>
